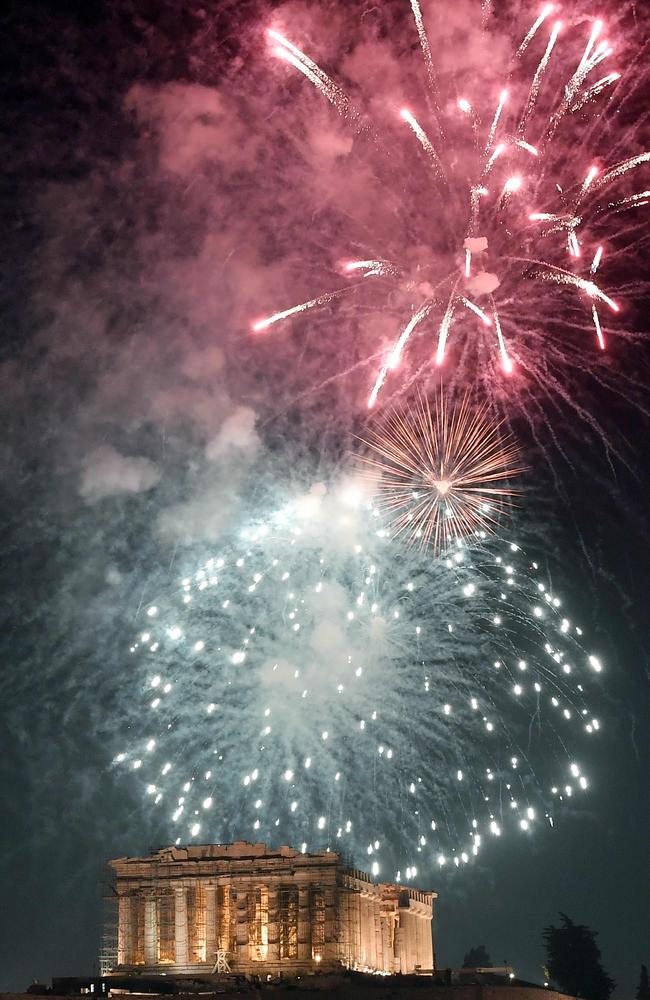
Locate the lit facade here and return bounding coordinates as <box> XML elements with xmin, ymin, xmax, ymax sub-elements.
<box><xmin>107</xmin><ymin>842</ymin><xmax>435</xmax><ymax>977</ymax></box>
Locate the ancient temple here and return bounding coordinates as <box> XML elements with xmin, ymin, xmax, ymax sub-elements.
<box><xmin>107</xmin><ymin>842</ymin><xmax>436</xmax><ymax>977</ymax></box>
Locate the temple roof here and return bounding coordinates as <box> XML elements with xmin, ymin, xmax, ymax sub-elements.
<box><xmin>110</xmin><ymin>841</ymin><xmax>339</xmax><ymax>865</ymax></box>
<box><xmin>108</xmin><ymin>841</ymin><xmax>436</xmax><ymax>903</ymax></box>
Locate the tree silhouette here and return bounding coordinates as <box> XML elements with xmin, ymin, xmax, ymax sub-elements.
<box><xmin>463</xmin><ymin>945</ymin><xmax>493</xmax><ymax>968</ymax></box>
<box><xmin>543</xmin><ymin>913</ymin><xmax>614</xmax><ymax>1000</ymax></box>
<box><xmin>636</xmin><ymin>965</ymin><xmax>650</xmax><ymax>1000</ymax></box>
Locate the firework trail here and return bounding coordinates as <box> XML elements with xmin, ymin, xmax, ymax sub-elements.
<box><xmin>356</xmin><ymin>392</ymin><xmax>523</xmax><ymax>553</ymax></box>
<box><xmin>253</xmin><ymin>4</ymin><xmax>648</xmax><ymax>420</ymax></box>
<box><xmin>116</xmin><ymin>482</ymin><xmax>604</xmax><ymax>878</ymax></box>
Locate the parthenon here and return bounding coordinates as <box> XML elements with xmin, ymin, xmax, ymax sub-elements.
<box><xmin>107</xmin><ymin>842</ymin><xmax>436</xmax><ymax>977</ymax></box>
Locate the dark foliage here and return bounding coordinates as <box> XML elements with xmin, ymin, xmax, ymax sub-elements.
<box><xmin>636</xmin><ymin>965</ymin><xmax>650</xmax><ymax>1000</ymax></box>
<box><xmin>463</xmin><ymin>945</ymin><xmax>493</xmax><ymax>969</ymax></box>
<box><xmin>543</xmin><ymin>913</ymin><xmax>614</xmax><ymax>1000</ymax></box>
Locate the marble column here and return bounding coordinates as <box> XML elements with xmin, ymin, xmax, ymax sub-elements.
<box><xmin>367</xmin><ymin>896</ymin><xmax>377</xmax><ymax>968</ymax></box>
<box><xmin>267</xmin><ymin>885</ymin><xmax>279</xmax><ymax>962</ymax></box>
<box><xmin>406</xmin><ymin>911</ymin><xmax>416</xmax><ymax>972</ymax></box>
<box><xmin>297</xmin><ymin>887</ymin><xmax>311</xmax><ymax>961</ymax></box>
<box><xmin>235</xmin><ymin>890</ymin><xmax>249</xmax><ymax>963</ymax></box>
<box><xmin>322</xmin><ymin>888</ymin><xmax>337</xmax><ymax>963</ymax></box>
<box><xmin>422</xmin><ymin>912</ymin><xmax>432</xmax><ymax>969</ymax></box>
<box><xmin>174</xmin><ymin>886</ymin><xmax>188</xmax><ymax>966</ymax></box>
<box><xmin>400</xmin><ymin>910</ymin><xmax>409</xmax><ymax>972</ymax></box>
<box><xmin>216</xmin><ymin>880</ymin><xmax>231</xmax><ymax>953</ymax></box>
<box><xmin>354</xmin><ymin>892</ymin><xmax>366</xmax><ymax>967</ymax></box>
<box><xmin>415</xmin><ymin>911</ymin><xmax>424</xmax><ymax>970</ymax></box>
<box><xmin>423</xmin><ymin>911</ymin><xmax>434</xmax><ymax>970</ymax></box>
<box><xmin>339</xmin><ymin>890</ymin><xmax>350</xmax><ymax>967</ymax></box>
<box><xmin>388</xmin><ymin>913</ymin><xmax>397</xmax><ymax>973</ymax></box>
<box><xmin>356</xmin><ymin>895</ymin><xmax>363</xmax><ymax>966</ymax></box>
<box><xmin>373</xmin><ymin>899</ymin><xmax>383</xmax><ymax>971</ymax></box>
<box><xmin>144</xmin><ymin>893</ymin><xmax>157</xmax><ymax>966</ymax></box>
<box><xmin>380</xmin><ymin>913</ymin><xmax>390</xmax><ymax>974</ymax></box>
<box><xmin>410</xmin><ymin>911</ymin><xmax>419</xmax><ymax>971</ymax></box>
<box><xmin>395</xmin><ymin>917</ymin><xmax>407</xmax><ymax>974</ymax></box>
<box><xmin>360</xmin><ymin>897</ymin><xmax>369</xmax><ymax>966</ymax></box>
<box><xmin>205</xmin><ymin>886</ymin><xmax>216</xmax><ymax>968</ymax></box>
<box><xmin>117</xmin><ymin>895</ymin><xmax>133</xmax><ymax>966</ymax></box>
<box><xmin>414</xmin><ymin>912</ymin><xmax>422</xmax><ymax>969</ymax></box>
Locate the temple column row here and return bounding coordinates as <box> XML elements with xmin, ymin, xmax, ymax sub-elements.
<box><xmin>118</xmin><ymin>882</ymin><xmax>343</xmax><ymax>969</ymax></box>
<box><xmin>119</xmin><ymin>887</ymin><xmax>189</xmax><ymax>967</ymax></box>
<box><xmin>392</xmin><ymin>907</ymin><xmax>433</xmax><ymax>973</ymax></box>
<box><xmin>339</xmin><ymin>889</ymin><xmax>386</xmax><ymax>971</ymax></box>
<box><xmin>143</xmin><ymin>888</ymin><xmax>191</xmax><ymax>966</ymax></box>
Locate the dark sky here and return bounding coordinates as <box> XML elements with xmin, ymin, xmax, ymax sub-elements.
<box><xmin>1</xmin><ymin>0</ymin><xmax>649</xmax><ymax>996</ymax></box>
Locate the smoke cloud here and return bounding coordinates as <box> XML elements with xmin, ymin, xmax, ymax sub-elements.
<box><xmin>80</xmin><ymin>445</ymin><xmax>162</xmax><ymax>502</ymax></box>
<box><xmin>1</xmin><ymin>0</ymin><xmax>648</xmax><ymax>990</ymax></box>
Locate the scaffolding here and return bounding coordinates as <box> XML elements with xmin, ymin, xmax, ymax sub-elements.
<box><xmin>248</xmin><ymin>886</ymin><xmax>269</xmax><ymax>961</ymax></box>
<box><xmin>157</xmin><ymin>890</ymin><xmax>175</xmax><ymax>963</ymax></box>
<box><xmin>99</xmin><ymin>883</ymin><xmax>118</xmax><ymax>976</ymax></box>
<box><xmin>336</xmin><ymin>870</ymin><xmax>365</xmax><ymax>969</ymax></box>
<box><xmin>187</xmin><ymin>885</ymin><xmax>207</xmax><ymax>963</ymax></box>
<box><xmin>216</xmin><ymin>884</ymin><xmax>236</xmax><ymax>953</ymax></box>
<box><xmin>132</xmin><ymin>895</ymin><xmax>145</xmax><ymax>964</ymax></box>
<box><xmin>310</xmin><ymin>889</ymin><xmax>325</xmax><ymax>960</ymax></box>
<box><xmin>278</xmin><ymin>886</ymin><xmax>298</xmax><ymax>959</ymax></box>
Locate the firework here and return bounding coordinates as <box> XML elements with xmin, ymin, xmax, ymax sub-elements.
<box><xmin>356</xmin><ymin>393</ymin><xmax>522</xmax><ymax>553</ymax></box>
<box><xmin>115</xmin><ymin>483</ymin><xmax>603</xmax><ymax>878</ymax></box>
<box><xmin>253</xmin><ymin>5</ymin><xmax>647</xmax><ymax>414</ymax></box>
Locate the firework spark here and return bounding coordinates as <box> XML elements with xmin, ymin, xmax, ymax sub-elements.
<box><xmin>116</xmin><ymin>483</ymin><xmax>604</xmax><ymax>876</ymax></box>
<box><xmin>253</xmin><ymin>5</ymin><xmax>648</xmax><ymax>416</ymax></box>
<box><xmin>357</xmin><ymin>393</ymin><xmax>523</xmax><ymax>553</ymax></box>
<box><xmin>252</xmin><ymin>293</ymin><xmax>342</xmax><ymax>332</ymax></box>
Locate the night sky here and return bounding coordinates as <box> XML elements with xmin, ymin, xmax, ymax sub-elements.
<box><xmin>1</xmin><ymin>0</ymin><xmax>649</xmax><ymax>996</ymax></box>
